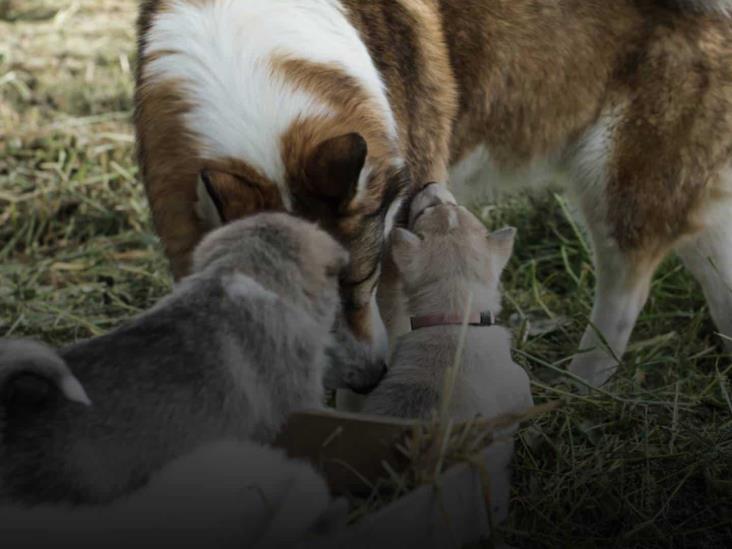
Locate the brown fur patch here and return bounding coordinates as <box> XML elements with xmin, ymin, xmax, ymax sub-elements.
<box><xmin>338</xmin><ymin>0</ymin><xmax>458</xmax><ymax>185</ymax></box>
<box><xmin>136</xmin><ymin>0</ymin><xmax>201</xmax><ymax>278</ymax></box>
<box><xmin>134</xmin><ymin>77</ymin><xmax>203</xmax><ymax>279</ymax></box>
<box><xmin>609</xmin><ymin>10</ymin><xmax>732</xmax><ymax>249</ymax></box>
<box><xmin>271</xmin><ymin>56</ymin><xmax>398</xmax><ymax>164</ymax></box>
<box><xmin>438</xmin><ymin>0</ymin><xmax>643</xmax><ymax>167</ymax></box>
<box><xmin>436</xmin><ymin>0</ymin><xmax>732</xmax><ymax>253</ymax></box>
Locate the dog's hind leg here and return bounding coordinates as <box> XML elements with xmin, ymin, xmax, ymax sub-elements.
<box><xmin>567</xmin><ymin>225</ymin><xmax>664</xmax><ymax>388</ymax></box>
<box><xmin>676</xmin><ymin>214</ymin><xmax>732</xmax><ymax>350</ymax></box>
<box><xmin>564</xmin><ymin>103</ymin><xmax>691</xmax><ymax>388</ymax></box>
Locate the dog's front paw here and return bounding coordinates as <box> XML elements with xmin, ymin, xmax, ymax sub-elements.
<box><xmin>567</xmin><ymin>354</ymin><xmax>618</xmax><ymax>391</ymax></box>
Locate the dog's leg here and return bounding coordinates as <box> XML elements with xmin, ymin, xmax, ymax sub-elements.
<box><xmin>567</xmin><ymin>227</ymin><xmax>662</xmax><ymax>387</ymax></box>
<box><xmin>676</xmin><ymin>216</ymin><xmax>732</xmax><ymax>349</ymax></box>
<box><xmin>563</xmin><ymin>105</ymin><xmax>679</xmax><ymax>388</ymax></box>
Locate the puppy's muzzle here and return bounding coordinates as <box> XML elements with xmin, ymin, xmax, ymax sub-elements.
<box><xmin>346</xmin><ymin>362</ymin><xmax>387</xmax><ymax>395</ymax></box>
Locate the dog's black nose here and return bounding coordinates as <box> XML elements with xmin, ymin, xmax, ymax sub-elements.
<box><xmin>349</xmin><ymin>362</ymin><xmax>388</xmax><ymax>395</ymax></box>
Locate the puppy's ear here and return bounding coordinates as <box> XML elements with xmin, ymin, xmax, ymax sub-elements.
<box><xmin>195</xmin><ymin>170</ymin><xmax>282</xmax><ymax>229</ymax></box>
<box><xmin>487</xmin><ymin>226</ymin><xmax>516</xmax><ymax>273</ymax></box>
<box><xmin>0</xmin><ymin>340</ymin><xmax>91</xmax><ymax>411</ymax></box>
<box><xmin>390</xmin><ymin>228</ymin><xmax>422</xmax><ymax>273</ymax></box>
<box><xmin>304</xmin><ymin>133</ymin><xmax>368</xmax><ymax>212</ymax></box>
<box><xmin>4</xmin><ymin>373</ymin><xmax>89</xmax><ymax>410</ymax></box>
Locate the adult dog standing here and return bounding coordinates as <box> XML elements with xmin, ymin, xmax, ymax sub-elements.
<box><xmin>136</xmin><ymin>0</ymin><xmax>732</xmax><ymax>386</ymax></box>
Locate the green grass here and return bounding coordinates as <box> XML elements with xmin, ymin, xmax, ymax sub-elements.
<box><xmin>1</xmin><ymin>2</ymin><xmax>730</xmax><ymax>547</ymax></box>
<box><xmin>1</xmin><ymin>0</ymin><xmax>170</xmax><ymax>345</ymax></box>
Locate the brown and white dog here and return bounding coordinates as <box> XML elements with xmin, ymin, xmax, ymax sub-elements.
<box><xmin>136</xmin><ymin>0</ymin><xmax>732</xmax><ymax>386</ymax></box>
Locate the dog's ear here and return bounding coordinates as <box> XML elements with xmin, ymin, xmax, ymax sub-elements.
<box><xmin>196</xmin><ymin>170</ymin><xmax>282</xmax><ymax>229</ymax></box>
<box><xmin>390</xmin><ymin>228</ymin><xmax>422</xmax><ymax>273</ymax></box>
<box><xmin>304</xmin><ymin>133</ymin><xmax>368</xmax><ymax>212</ymax></box>
<box><xmin>196</xmin><ymin>172</ymin><xmax>225</xmax><ymax>229</ymax></box>
<box><xmin>487</xmin><ymin>226</ymin><xmax>516</xmax><ymax>273</ymax></box>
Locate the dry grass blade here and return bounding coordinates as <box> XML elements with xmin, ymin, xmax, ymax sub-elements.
<box><xmin>401</xmin><ymin>403</ymin><xmax>561</xmax><ymax>487</ymax></box>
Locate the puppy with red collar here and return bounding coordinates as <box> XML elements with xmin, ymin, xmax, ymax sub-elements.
<box><xmin>363</xmin><ymin>185</ymin><xmax>533</xmax><ymax>522</ymax></box>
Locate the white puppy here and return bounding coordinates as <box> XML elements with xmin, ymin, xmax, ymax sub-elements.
<box><xmin>364</xmin><ymin>185</ymin><xmax>533</xmax><ymax>521</ymax></box>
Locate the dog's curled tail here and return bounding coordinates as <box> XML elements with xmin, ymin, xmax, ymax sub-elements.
<box><xmin>0</xmin><ymin>339</ymin><xmax>91</xmax><ymax>410</ymax></box>
<box><xmin>669</xmin><ymin>0</ymin><xmax>732</xmax><ymax>15</ymax></box>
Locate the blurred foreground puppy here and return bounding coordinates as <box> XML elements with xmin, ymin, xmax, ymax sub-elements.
<box><xmin>364</xmin><ymin>186</ymin><xmax>533</xmax><ymax>521</ymax></box>
<box><xmin>0</xmin><ymin>439</ymin><xmax>345</xmax><ymax>549</ymax></box>
<box><xmin>0</xmin><ymin>213</ymin><xmax>354</xmax><ymax>505</ymax></box>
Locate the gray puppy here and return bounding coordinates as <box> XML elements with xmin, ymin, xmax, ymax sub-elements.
<box><xmin>0</xmin><ymin>213</ymin><xmax>355</xmax><ymax>505</ymax></box>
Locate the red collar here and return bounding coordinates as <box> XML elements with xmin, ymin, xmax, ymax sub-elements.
<box><xmin>410</xmin><ymin>311</ymin><xmax>496</xmax><ymax>331</ymax></box>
